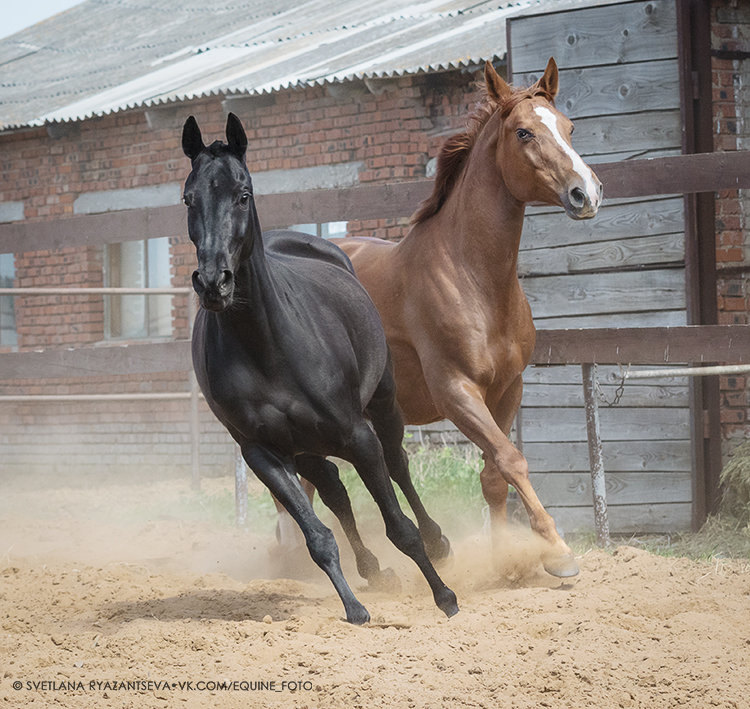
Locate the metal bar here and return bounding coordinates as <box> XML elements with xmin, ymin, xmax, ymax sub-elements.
<box><xmin>581</xmin><ymin>363</ymin><xmax>610</xmax><ymax>548</ymax></box>
<box><xmin>0</xmin><ymin>392</ymin><xmax>193</xmax><ymax>402</ymax></box>
<box><xmin>0</xmin><ymin>287</ymin><xmax>191</xmax><ymax>295</ymax></box>
<box><xmin>621</xmin><ymin>364</ymin><xmax>750</xmax><ymax>379</ymax></box>
<box><xmin>235</xmin><ymin>445</ymin><xmax>248</xmax><ymax>528</ymax></box>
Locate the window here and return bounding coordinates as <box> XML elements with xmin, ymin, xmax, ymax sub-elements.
<box><xmin>288</xmin><ymin>222</ymin><xmax>348</xmax><ymax>239</ymax></box>
<box><xmin>0</xmin><ymin>253</ymin><xmax>17</xmax><ymax>347</ymax></box>
<box><xmin>104</xmin><ymin>237</ymin><xmax>172</xmax><ymax>339</ymax></box>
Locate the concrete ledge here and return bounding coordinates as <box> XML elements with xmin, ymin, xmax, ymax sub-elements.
<box><xmin>74</xmin><ymin>184</ymin><xmax>182</xmax><ymax>214</ymax></box>
<box><xmin>252</xmin><ymin>162</ymin><xmax>362</xmax><ymax>195</ymax></box>
<box><xmin>0</xmin><ymin>201</ymin><xmax>25</xmax><ymax>223</ymax></box>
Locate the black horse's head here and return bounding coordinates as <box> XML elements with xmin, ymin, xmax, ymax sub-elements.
<box><xmin>182</xmin><ymin>113</ymin><xmax>259</xmax><ymax>312</ymax></box>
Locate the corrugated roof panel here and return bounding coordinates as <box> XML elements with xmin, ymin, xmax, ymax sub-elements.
<box><xmin>0</xmin><ymin>0</ymin><xmax>589</xmax><ymax>131</ymax></box>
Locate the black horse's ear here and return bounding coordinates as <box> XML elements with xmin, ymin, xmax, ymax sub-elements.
<box><xmin>226</xmin><ymin>112</ymin><xmax>247</xmax><ymax>161</ymax></box>
<box><xmin>182</xmin><ymin>116</ymin><xmax>205</xmax><ymax>161</ymax></box>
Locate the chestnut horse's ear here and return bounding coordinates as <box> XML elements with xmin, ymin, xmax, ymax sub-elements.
<box><xmin>534</xmin><ymin>57</ymin><xmax>559</xmax><ymax>100</ymax></box>
<box><xmin>484</xmin><ymin>60</ymin><xmax>512</xmax><ymax>103</ymax></box>
<box><xmin>225</xmin><ymin>112</ymin><xmax>247</xmax><ymax>161</ymax></box>
<box><xmin>182</xmin><ymin>116</ymin><xmax>205</xmax><ymax>161</ymax></box>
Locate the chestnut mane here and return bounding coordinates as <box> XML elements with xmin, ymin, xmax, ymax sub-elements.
<box><xmin>411</xmin><ymin>82</ymin><xmax>555</xmax><ymax>226</ymax></box>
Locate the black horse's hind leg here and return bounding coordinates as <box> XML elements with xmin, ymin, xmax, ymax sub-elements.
<box><xmin>243</xmin><ymin>445</ymin><xmax>370</xmax><ymax>625</ymax></box>
<box><xmin>295</xmin><ymin>455</ymin><xmax>398</xmax><ymax>591</ymax></box>
<box><xmin>365</xmin><ymin>364</ymin><xmax>451</xmax><ymax>562</ymax></box>
<box><xmin>344</xmin><ymin>421</ymin><xmax>459</xmax><ymax>619</ymax></box>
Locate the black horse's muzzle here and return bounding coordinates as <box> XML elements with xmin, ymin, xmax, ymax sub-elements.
<box><xmin>192</xmin><ymin>268</ymin><xmax>234</xmax><ymax>311</ymax></box>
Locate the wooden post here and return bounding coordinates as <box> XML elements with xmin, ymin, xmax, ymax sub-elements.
<box><xmin>188</xmin><ymin>293</ymin><xmax>201</xmax><ymax>491</ymax></box>
<box><xmin>581</xmin><ymin>363</ymin><xmax>610</xmax><ymax>547</ymax></box>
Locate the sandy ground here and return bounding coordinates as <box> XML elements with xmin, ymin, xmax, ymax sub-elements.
<box><xmin>1</xmin><ymin>476</ymin><xmax>749</xmax><ymax>709</ymax></box>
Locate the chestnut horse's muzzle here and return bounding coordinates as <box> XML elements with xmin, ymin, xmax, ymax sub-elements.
<box><xmin>563</xmin><ymin>177</ymin><xmax>603</xmax><ymax>220</ymax></box>
<box><xmin>192</xmin><ymin>268</ymin><xmax>234</xmax><ymax>311</ymax></box>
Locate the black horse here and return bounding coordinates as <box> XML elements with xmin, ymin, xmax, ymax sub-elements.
<box><xmin>181</xmin><ymin>113</ymin><xmax>458</xmax><ymax>625</ymax></box>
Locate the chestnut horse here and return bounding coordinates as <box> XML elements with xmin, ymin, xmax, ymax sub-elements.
<box><xmin>279</xmin><ymin>58</ymin><xmax>601</xmax><ymax>577</ymax></box>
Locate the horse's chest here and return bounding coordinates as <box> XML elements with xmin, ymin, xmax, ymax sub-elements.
<box><xmin>203</xmin><ymin>355</ymin><xmax>344</xmax><ymax>451</ymax></box>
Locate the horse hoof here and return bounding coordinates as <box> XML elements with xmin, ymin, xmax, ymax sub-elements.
<box><xmin>345</xmin><ymin>604</ymin><xmax>371</xmax><ymax>625</ymax></box>
<box><xmin>369</xmin><ymin>567</ymin><xmax>402</xmax><ymax>593</ymax></box>
<box><xmin>543</xmin><ymin>553</ymin><xmax>580</xmax><ymax>578</ymax></box>
<box><xmin>427</xmin><ymin>534</ymin><xmax>453</xmax><ymax>563</ymax></box>
<box><xmin>436</xmin><ymin>587</ymin><xmax>459</xmax><ymax>618</ymax></box>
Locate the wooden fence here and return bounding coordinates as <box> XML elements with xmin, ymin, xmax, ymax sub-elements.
<box><xmin>1</xmin><ymin>149</ymin><xmax>749</xmax><ymax>532</ymax></box>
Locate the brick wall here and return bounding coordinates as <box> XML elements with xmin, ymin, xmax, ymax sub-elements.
<box><xmin>712</xmin><ymin>0</ymin><xmax>750</xmax><ymax>451</ymax></box>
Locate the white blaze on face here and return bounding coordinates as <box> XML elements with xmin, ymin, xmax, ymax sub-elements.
<box><xmin>533</xmin><ymin>106</ymin><xmax>600</xmax><ymax>207</ymax></box>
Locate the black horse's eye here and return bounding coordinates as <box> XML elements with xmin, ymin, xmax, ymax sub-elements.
<box><xmin>183</xmin><ymin>193</ymin><xmax>193</xmax><ymax>207</ymax></box>
<box><xmin>238</xmin><ymin>191</ymin><xmax>252</xmax><ymax>208</ymax></box>
<box><xmin>516</xmin><ymin>128</ymin><xmax>534</xmax><ymax>142</ymax></box>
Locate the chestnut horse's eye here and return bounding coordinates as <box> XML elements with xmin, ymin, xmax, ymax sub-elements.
<box><xmin>516</xmin><ymin>128</ymin><xmax>534</xmax><ymax>142</ymax></box>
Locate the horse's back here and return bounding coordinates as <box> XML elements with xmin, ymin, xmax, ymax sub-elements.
<box><xmin>264</xmin><ymin>229</ymin><xmax>389</xmax><ymax>410</ymax></box>
<box><xmin>265</xmin><ymin>229</ymin><xmax>356</xmax><ymax>275</ymax></box>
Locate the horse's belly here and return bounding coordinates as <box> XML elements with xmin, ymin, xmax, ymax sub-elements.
<box><xmin>387</xmin><ymin>341</ymin><xmax>441</xmax><ymax>425</ymax></box>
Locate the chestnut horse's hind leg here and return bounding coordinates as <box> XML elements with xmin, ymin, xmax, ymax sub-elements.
<box><xmin>295</xmin><ymin>454</ymin><xmax>398</xmax><ymax>591</ymax></box>
<box><xmin>428</xmin><ymin>374</ymin><xmax>579</xmax><ymax>578</ymax></box>
<box><xmin>365</xmin><ymin>366</ymin><xmax>451</xmax><ymax>563</ymax></box>
<box><xmin>344</xmin><ymin>421</ymin><xmax>459</xmax><ymax>618</ymax></box>
<box><xmin>243</xmin><ymin>445</ymin><xmax>370</xmax><ymax>625</ymax></box>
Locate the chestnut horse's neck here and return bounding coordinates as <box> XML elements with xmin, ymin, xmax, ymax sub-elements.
<box><xmin>407</xmin><ymin>110</ymin><xmax>526</xmax><ymax>279</ymax></box>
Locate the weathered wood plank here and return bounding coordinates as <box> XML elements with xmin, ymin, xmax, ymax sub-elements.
<box><xmin>545</xmin><ymin>502</ymin><xmax>692</xmax><ymax>533</ymax></box>
<box><xmin>521</xmin><ymin>197</ymin><xmax>684</xmax><ymax>248</ymax></box>
<box><xmin>509</xmin><ymin>0</ymin><xmax>678</xmax><ymax>74</ymax></box>
<box><xmin>520</xmin><ymin>407</ymin><xmax>690</xmax><ymax>442</ymax></box>
<box><xmin>2</xmin><ymin>326</ymin><xmax>745</xmax><ymax>380</ymax></box>
<box><xmin>529</xmin><ymin>471</ymin><xmax>692</xmax><ymax>506</ymax></box>
<box><xmin>523</xmin><ymin>440</ymin><xmax>692</xmax><ymax>473</ymax></box>
<box><xmin>532</xmin><ymin>325</ymin><xmax>750</xmax><ymax>364</ymax></box>
<box><xmin>523</xmin><ymin>268</ymin><xmax>686</xmax><ymax>319</ymax></box>
<box><xmin>513</xmin><ymin>59</ymin><xmax>680</xmax><ymax>120</ymax></box>
<box><xmin>0</xmin><ymin>341</ymin><xmax>192</xmax><ymax>380</ymax></box>
<box><xmin>521</xmin><ymin>381</ymin><xmax>689</xmax><ymax>407</ymax></box>
<box><xmin>518</xmin><ymin>232</ymin><xmax>684</xmax><ymax>276</ymax></box>
<box><xmin>572</xmin><ymin>109</ymin><xmax>681</xmax><ymax>158</ymax></box>
<box><xmin>534</xmin><ymin>310</ymin><xmax>686</xmax><ymax>329</ymax></box>
<box><xmin>594</xmin><ymin>151</ymin><xmax>750</xmax><ymax>198</ymax></box>
<box><xmin>524</xmin><ymin>363</ymin><xmax>687</xmax><ymax>387</ymax></box>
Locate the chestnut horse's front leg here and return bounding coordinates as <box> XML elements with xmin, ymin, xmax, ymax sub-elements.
<box><xmin>427</xmin><ymin>373</ymin><xmax>579</xmax><ymax>578</ymax></box>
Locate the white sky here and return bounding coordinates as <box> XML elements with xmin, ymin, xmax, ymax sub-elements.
<box><xmin>1</xmin><ymin>0</ymin><xmax>86</xmax><ymax>40</ymax></box>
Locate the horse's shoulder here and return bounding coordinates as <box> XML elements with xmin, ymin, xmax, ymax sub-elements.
<box><xmin>264</xmin><ymin>230</ymin><xmax>355</xmax><ymax>275</ymax></box>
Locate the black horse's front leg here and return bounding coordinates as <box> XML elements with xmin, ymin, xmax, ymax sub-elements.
<box><xmin>242</xmin><ymin>444</ymin><xmax>370</xmax><ymax>625</ymax></box>
<box><xmin>295</xmin><ymin>454</ymin><xmax>400</xmax><ymax>592</ymax></box>
<box><xmin>344</xmin><ymin>423</ymin><xmax>459</xmax><ymax>619</ymax></box>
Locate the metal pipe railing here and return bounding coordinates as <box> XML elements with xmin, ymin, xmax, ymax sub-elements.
<box><xmin>0</xmin><ymin>287</ymin><xmax>192</xmax><ymax>295</ymax></box>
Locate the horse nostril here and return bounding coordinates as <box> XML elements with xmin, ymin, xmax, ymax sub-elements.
<box><xmin>569</xmin><ymin>187</ymin><xmax>586</xmax><ymax>208</ymax></box>
<box><xmin>218</xmin><ymin>270</ymin><xmax>233</xmax><ymax>292</ymax></box>
<box><xmin>192</xmin><ymin>270</ymin><xmax>205</xmax><ymax>292</ymax></box>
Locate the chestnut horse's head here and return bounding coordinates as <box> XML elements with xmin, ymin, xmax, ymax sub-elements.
<box><xmin>485</xmin><ymin>58</ymin><xmax>602</xmax><ymax>220</ymax></box>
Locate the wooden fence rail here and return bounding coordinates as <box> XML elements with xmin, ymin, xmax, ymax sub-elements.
<box><xmin>1</xmin><ymin>151</ymin><xmax>749</xmax><ymax>253</ymax></box>
<box><xmin>1</xmin><ymin>325</ymin><xmax>748</xmax><ymax>381</ymax></box>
